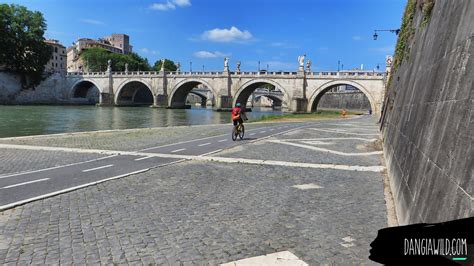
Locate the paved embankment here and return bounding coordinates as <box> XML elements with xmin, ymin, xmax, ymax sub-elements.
<box><xmin>0</xmin><ymin>116</ymin><xmax>388</xmax><ymax>264</ymax></box>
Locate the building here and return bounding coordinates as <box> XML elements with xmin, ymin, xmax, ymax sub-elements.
<box><xmin>67</xmin><ymin>34</ymin><xmax>133</xmax><ymax>72</ymax></box>
<box><xmin>103</xmin><ymin>34</ymin><xmax>133</xmax><ymax>54</ymax></box>
<box><xmin>44</xmin><ymin>39</ymin><xmax>67</xmax><ymax>74</ymax></box>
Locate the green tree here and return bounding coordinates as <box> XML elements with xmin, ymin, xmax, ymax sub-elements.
<box><xmin>81</xmin><ymin>48</ymin><xmax>110</xmax><ymax>72</ymax></box>
<box><xmin>81</xmin><ymin>48</ymin><xmax>150</xmax><ymax>72</ymax></box>
<box><xmin>0</xmin><ymin>4</ymin><xmax>52</xmax><ymax>86</ymax></box>
<box><xmin>153</xmin><ymin>59</ymin><xmax>177</xmax><ymax>71</ymax></box>
<box><xmin>127</xmin><ymin>52</ymin><xmax>151</xmax><ymax>71</ymax></box>
<box><xmin>262</xmin><ymin>84</ymin><xmax>276</xmax><ymax>91</ymax></box>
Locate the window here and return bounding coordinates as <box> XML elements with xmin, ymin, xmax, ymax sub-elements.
<box><xmin>55</xmin><ymin>47</ymin><xmax>58</xmax><ymax>53</ymax></box>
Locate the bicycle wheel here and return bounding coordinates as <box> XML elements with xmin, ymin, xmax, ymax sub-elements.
<box><xmin>232</xmin><ymin>126</ymin><xmax>238</xmax><ymax>141</ymax></box>
<box><xmin>239</xmin><ymin>124</ymin><xmax>245</xmax><ymax>139</ymax></box>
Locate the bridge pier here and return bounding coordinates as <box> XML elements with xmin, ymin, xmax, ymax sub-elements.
<box><xmin>97</xmin><ymin>93</ymin><xmax>114</xmax><ymax>106</ymax></box>
<box><xmin>290</xmin><ymin>98</ymin><xmax>308</xmax><ymax>113</ymax></box>
<box><xmin>214</xmin><ymin>96</ymin><xmax>233</xmax><ymax>111</ymax></box>
<box><xmin>152</xmin><ymin>94</ymin><xmax>168</xmax><ymax>108</ymax></box>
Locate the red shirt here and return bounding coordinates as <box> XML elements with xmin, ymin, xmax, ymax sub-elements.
<box><xmin>231</xmin><ymin>107</ymin><xmax>242</xmax><ymax>121</ymax></box>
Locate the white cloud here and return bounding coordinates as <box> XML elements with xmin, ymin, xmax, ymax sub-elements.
<box><xmin>193</xmin><ymin>51</ymin><xmax>229</xmax><ymax>58</ymax></box>
<box><xmin>80</xmin><ymin>19</ymin><xmax>105</xmax><ymax>25</ymax></box>
<box><xmin>140</xmin><ymin>48</ymin><xmax>159</xmax><ymax>55</ymax></box>
<box><xmin>201</xmin><ymin>26</ymin><xmax>252</xmax><ymax>43</ymax></box>
<box><xmin>150</xmin><ymin>0</ymin><xmax>191</xmax><ymax>11</ymax></box>
<box><xmin>353</xmin><ymin>35</ymin><xmax>363</xmax><ymax>41</ymax></box>
<box><xmin>173</xmin><ymin>0</ymin><xmax>191</xmax><ymax>7</ymax></box>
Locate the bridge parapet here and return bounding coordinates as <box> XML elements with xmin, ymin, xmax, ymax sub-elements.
<box><xmin>66</xmin><ymin>70</ymin><xmax>385</xmax><ymax>80</ymax></box>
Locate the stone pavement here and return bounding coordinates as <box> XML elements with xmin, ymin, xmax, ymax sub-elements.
<box><xmin>0</xmin><ymin>116</ymin><xmax>388</xmax><ymax>265</ymax></box>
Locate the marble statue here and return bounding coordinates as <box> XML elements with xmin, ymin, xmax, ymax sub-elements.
<box><xmin>107</xmin><ymin>59</ymin><xmax>112</xmax><ymax>72</ymax></box>
<box><xmin>297</xmin><ymin>55</ymin><xmax>305</xmax><ymax>70</ymax></box>
<box><xmin>160</xmin><ymin>59</ymin><xmax>165</xmax><ymax>72</ymax></box>
<box><xmin>224</xmin><ymin>57</ymin><xmax>229</xmax><ymax>70</ymax></box>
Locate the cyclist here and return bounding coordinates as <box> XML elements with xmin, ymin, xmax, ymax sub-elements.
<box><xmin>231</xmin><ymin>103</ymin><xmax>247</xmax><ymax>127</ymax></box>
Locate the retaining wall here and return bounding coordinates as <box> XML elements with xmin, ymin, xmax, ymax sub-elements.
<box><xmin>381</xmin><ymin>0</ymin><xmax>473</xmax><ymax>224</ymax></box>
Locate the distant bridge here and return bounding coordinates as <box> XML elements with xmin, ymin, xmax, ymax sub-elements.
<box><xmin>66</xmin><ymin>70</ymin><xmax>386</xmax><ymax>114</ymax></box>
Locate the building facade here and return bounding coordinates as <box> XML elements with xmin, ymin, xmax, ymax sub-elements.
<box><xmin>44</xmin><ymin>39</ymin><xmax>67</xmax><ymax>74</ymax></box>
<box><xmin>103</xmin><ymin>34</ymin><xmax>133</xmax><ymax>54</ymax></box>
<box><xmin>67</xmin><ymin>34</ymin><xmax>133</xmax><ymax>72</ymax></box>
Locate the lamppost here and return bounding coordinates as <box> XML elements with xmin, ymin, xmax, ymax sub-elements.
<box><xmin>202</xmin><ymin>65</ymin><xmax>204</xmax><ymax>72</ymax></box>
<box><xmin>338</xmin><ymin>60</ymin><xmax>341</xmax><ymax>72</ymax></box>
<box><xmin>373</xmin><ymin>29</ymin><xmax>400</xmax><ymax>40</ymax></box>
<box><xmin>190</xmin><ymin>61</ymin><xmax>192</xmax><ymax>72</ymax></box>
<box><xmin>267</xmin><ymin>64</ymin><xmax>269</xmax><ymax>71</ymax></box>
<box><xmin>258</xmin><ymin>61</ymin><xmax>260</xmax><ymax>71</ymax></box>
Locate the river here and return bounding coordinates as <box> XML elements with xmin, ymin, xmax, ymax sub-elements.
<box><xmin>0</xmin><ymin>105</ymin><xmax>283</xmax><ymax>138</ymax></box>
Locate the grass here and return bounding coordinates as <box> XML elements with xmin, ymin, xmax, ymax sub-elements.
<box><xmin>249</xmin><ymin>109</ymin><xmax>365</xmax><ymax>123</ymax></box>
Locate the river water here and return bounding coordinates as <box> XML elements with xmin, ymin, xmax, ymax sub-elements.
<box><xmin>0</xmin><ymin>105</ymin><xmax>283</xmax><ymax>138</ymax></box>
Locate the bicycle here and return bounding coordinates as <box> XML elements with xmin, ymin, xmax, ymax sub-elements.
<box><xmin>232</xmin><ymin>122</ymin><xmax>245</xmax><ymax>141</ymax></box>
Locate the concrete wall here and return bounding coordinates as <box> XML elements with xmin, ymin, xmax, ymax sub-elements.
<box><xmin>381</xmin><ymin>0</ymin><xmax>473</xmax><ymax>225</ymax></box>
<box><xmin>318</xmin><ymin>91</ymin><xmax>371</xmax><ymax>110</ymax></box>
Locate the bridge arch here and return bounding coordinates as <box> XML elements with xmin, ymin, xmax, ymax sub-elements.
<box><xmin>169</xmin><ymin>79</ymin><xmax>217</xmax><ymax>108</ymax></box>
<box><xmin>115</xmin><ymin>79</ymin><xmax>154</xmax><ymax>106</ymax></box>
<box><xmin>308</xmin><ymin>80</ymin><xmax>376</xmax><ymax>114</ymax></box>
<box><xmin>70</xmin><ymin>79</ymin><xmax>102</xmax><ymax>104</ymax></box>
<box><xmin>69</xmin><ymin>79</ymin><xmax>102</xmax><ymax>98</ymax></box>
<box><xmin>252</xmin><ymin>94</ymin><xmax>283</xmax><ymax>108</ymax></box>
<box><xmin>234</xmin><ymin>79</ymin><xmax>289</xmax><ymax>109</ymax></box>
<box><xmin>188</xmin><ymin>91</ymin><xmax>208</xmax><ymax>107</ymax></box>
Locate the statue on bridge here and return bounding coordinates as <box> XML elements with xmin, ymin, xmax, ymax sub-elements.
<box><xmin>298</xmin><ymin>54</ymin><xmax>306</xmax><ymax>71</ymax></box>
<box><xmin>306</xmin><ymin>60</ymin><xmax>312</xmax><ymax>72</ymax></box>
<box><xmin>224</xmin><ymin>57</ymin><xmax>229</xmax><ymax>71</ymax></box>
<box><xmin>125</xmin><ymin>63</ymin><xmax>129</xmax><ymax>74</ymax></box>
<box><xmin>160</xmin><ymin>59</ymin><xmax>165</xmax><ymax>72</ymax></box>
<box><xmin>236</xmin><ymin>61</ymin><xmax>241</xmax><ymax>73</ymax></box>
<box><xmin>176</xmin><ymin>62</ymin><xmax>181</xmax><ymax>72</ymax></box>
<box><xmin>107</xmin><ymin>59</ymin><xmax>112</xmax><ymax>73</ymax></box>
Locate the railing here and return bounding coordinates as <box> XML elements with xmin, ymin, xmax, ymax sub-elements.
<box><xmin>66</xmin><ymin>70</ymin><xmax>385</xmax><ymax>78</ymax></box>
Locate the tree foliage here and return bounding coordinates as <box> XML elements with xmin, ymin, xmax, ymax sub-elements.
<box><xmin>262</xmin><ymin>84</ymin><xmax>276</xmax><ymax>91</ymax></box>
<box><xmin>81</xmin><ymin>48</ymin><xmax>151</xmax><ymax>72</ymax></box>
<box><xmin>153</xmin><ymin>59</ymin><xmax>177</xmax><ymax>71</ymax></box>
<box><xmin>0</xmin><ymin>4</ymin><xmax>52</xmax><ymax>86</ymax></box>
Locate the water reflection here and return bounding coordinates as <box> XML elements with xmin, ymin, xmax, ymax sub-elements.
<box><xmin>0</xmin><ymin>106</ymin><xmax>282</xmax><ymax>138</ymax></box>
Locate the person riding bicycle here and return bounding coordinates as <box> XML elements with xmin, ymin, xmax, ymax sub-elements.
<box><xmin>231</xmin><ymin>103</ymin><xmax>247</xmax><ymax>126</ymax></box>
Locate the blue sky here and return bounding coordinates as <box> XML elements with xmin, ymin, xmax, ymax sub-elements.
<box><xmin>7</xmin><ymin>0</ymin><xmax>406</xmax><ymax>71</ymax></box>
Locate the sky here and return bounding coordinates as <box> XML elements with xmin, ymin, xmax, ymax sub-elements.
<box><xmin>6</xmin><ymin>0</ymin><xmax>407</xmax><ymax>72</ymax></box>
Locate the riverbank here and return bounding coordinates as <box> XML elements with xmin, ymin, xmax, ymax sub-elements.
<box><xmin>0</xmin><ymin>116</ymin><xmax>388</xmax><ymax>264</ymax></box>
<box><xmin>249</xmin><ymin>109</ymin><xmax>365</xmax><ymax>123</ymax></box>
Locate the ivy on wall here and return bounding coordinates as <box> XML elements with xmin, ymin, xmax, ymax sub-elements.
<box><xmin>421</xmin><ymin>0</ymin><xmax>435</xmax><ymax>27</ymax></box>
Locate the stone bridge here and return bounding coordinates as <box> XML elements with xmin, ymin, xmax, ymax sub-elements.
<box><xmin>66</xmin><ymin>70</ymin><xmax>386</xmax><ymax>114</ymax></box>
